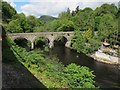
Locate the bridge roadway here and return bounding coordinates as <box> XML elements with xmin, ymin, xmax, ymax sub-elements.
<box><xmin>8</xmin><ymin>32</ymin><xmax>74</xmax><ymax>49</ymax></box>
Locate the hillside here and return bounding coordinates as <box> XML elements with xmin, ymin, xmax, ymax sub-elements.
<box><xmin>39</xmin><ymin>15</ymin><xmax>57</xmax><ymax>22</ymax></box>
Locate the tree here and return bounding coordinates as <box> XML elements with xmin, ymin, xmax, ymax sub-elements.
<box><xmin>58</xmin><ymin>8</ymin><xmax>72</xmax><ymax>20</ymax></box>
<box><xmin>42</xmin><ymin>20</ymin><xmax>61</xmax><ymax>32</ymax></box>
<box><xmin>43</xmin><ymin>19</ymin><xmax>74</xmax><ymax>32</ymax></box>
<box><xmin>94</xmin><ymin>4</ymin><xmax>118</xmax><ymax>17</ymax></box>
<box><xmin>27</xmin><ymin>15</ymin><xmax>41</xmax><ymax>32</ymax></box>
<box><xmin>71</xmin><ymin>31</ymin><xmax>86</xmax><ymax>53</ymax></box>
<box><xmin>2</xmin><ymin>1</ymin><xmax>17</xmax><ymax>23</ymax></box>
<box><xmin>6</xmin><ymin>19</ymin><xmax>23</xmax><ymax>33</ymax></box>
<box><xmin>97</xmin><ymin>14</ymin><xmax>115</xmax><ymax>41</ymax></box>
<box><xmin>12</xmin><ymin>13</ymin><xmax>29</xmax><ymax>32</ymax></box>
<box><xmin>87</xmin><ymin>38</ymin><xmax>101</xmax><ymax>53</ymax></box>
<box><xmin>57</xmin><ymin>19</ymin><xmax>74</xmax><ymax>31</ymax></box>
<box><xmin>67</xmin><ymin>8</ymin><xmax>70</xmax><ymax>15</ymax></box>
<box><xmin>94</xmin><ymin>16</ymin><xmax>102</xmax><ymax>31</ymax></box>
<box><xmin>82</xmin><ymin>7</ymin><xmax>93</xmax><ymax>13</ymax></box>
<box><xmin>83</xmin><ymin>28</ymin><xmax>94</xmax><ymax>42</ymax></box>
<box><xmin>71</xmin><ymin>11</ymin><xmax>76</xmax><ymax>16</ymax></box>
<box><xmin>64</xmin><ymin>63</ymin><xmax>96</xmax><ymax>88</ymax></box>
<box><xmin>72</xmin><ymin>9</ymin><xmax>95</xmax><ymax>31</ymax></box>
<box><xmin>75</xmin><ymin>6</ymin><xmax>79</xmax><ymax>14</ymax></box>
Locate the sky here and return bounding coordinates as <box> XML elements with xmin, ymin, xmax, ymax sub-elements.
<box><xmin>3</xmin><ymin>0</ymin><xmax>120</xmax><ymax>18</ymax></box>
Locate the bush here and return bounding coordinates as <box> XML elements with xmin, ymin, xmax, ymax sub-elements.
<box><xmin>64</xmin><ymin>63</ymin><xmax>96</xmax><ymax>88</ymax></box>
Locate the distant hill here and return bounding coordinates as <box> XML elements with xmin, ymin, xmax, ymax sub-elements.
<box><xmin>39</xmin><ymin>15</ymin><xmax>57</xmax><ymax>22</ymax></box>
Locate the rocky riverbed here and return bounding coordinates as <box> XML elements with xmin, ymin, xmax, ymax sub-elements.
<box><xmin>90</xmin><ymin>51</ymin><xmax>120</xmax><ymax>65</ymax></box>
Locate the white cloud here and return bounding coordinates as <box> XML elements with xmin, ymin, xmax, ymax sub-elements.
<box><xmin>3</xmin><ymin>0</ymin><xmax>119</xmax><ymax>17</ymax></box>
<box><xmin>21</xmin><ymin>0</ymin><xmax>119</xmax><ymax>17</ymax></box>
<box><xmin>21</xmin><ymin>0</ymin><xmax>79</xmax><ymax>17</ymax></box>
<box><xmin>3</xmin><ymin>0</ymin><xmax>16</xmax><ymax>8</ymax></box>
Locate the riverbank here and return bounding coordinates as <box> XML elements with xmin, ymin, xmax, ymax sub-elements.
<box><xmin>66</xmin><ymin>47</ymin><xmax>119</xmax><ymax>65</ymax></box>
<box><xmin>90</xmin><ymin>51</ymin><xmax>119</xmax><ymax>65</ymax></box>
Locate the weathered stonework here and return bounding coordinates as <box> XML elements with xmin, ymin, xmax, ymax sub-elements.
<box><xmin>8</xmin><ymin>32</ymin><xmax>74</xmax><ymax>49</ymax></box>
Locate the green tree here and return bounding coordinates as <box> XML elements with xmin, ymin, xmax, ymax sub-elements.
<box><xmin>83</xmin><ymin>28</ymin><xmax>94</xmax><ymax>42</ymax></box>
<box><xmin>58</xmin><ymin>8</ymin><xmax>72</xmax><ymax>20</ymax></box>
<box><xmin>82</xmin><ymin>7</ymin><xmax>93</xmax><ymax>13</ymax></box>
<box><xmin>27</xmin><ymin>15</ymin><xmax>41</xmax><ymax>32</ymax></box>
<box><xmin>72</xmin><ymin>8</ymin><xmax>95</xmax><ymax>31</ymax></box>
<box><xmin>94</xmin><ymin>4</ymin><xmax>118</xmax><ymax>17</ymax></box>
<box><xmin>87</xmin><ymin>38</ymin><xmax>101</xmax><ymax>53</ymax></box>
<box><xmin>57</xmin><ymin>19</ymin><xmax>74</xmax><ymax>31</ymax></box>
<box><xmin>43</xmin><ymin>19</ymin><xmax>74</xmax><ymax>32</ymax></box>
<box><xmin>71</xmin><ymin>10</ymin><xmax>76</xmax><ymax>16</ymax></box>
<box><xmin>75</xmin><ymin>6</ymin><xmax>80</xmax><ymax>14</ymax></box>
<box><xmin>6</xmin><ymin>19</ymin><xmax>23</xmax><ymax>33</ymax></box>
<box><xmin>2</xmin><ymin>1</ymin><xmax>17</xmax><ymax>23</ymax></box>
<box><xmin>94</xmin><ymin>16</ymin><xmax>102</xmax><ymax>31</ymax></box>
<box><xmin>42</xmin><ymin>20</ymin><xmax>61</xmax><ymax>32</ymax></box>
<box><xmin>71</xmin><ymin>31</ymin><xmax>86</xmax><ymax>53</ymax></box>
<box><xmin>97</xmin><ymin>14</ymin><xmax>115</xmax><ymax>41</ymax></box>
<box><xmin>12</xmin><ymin>13</ymin><xmax>29</xmax><ymax>32</ymax></box>
<box><xmin>64</xmin><ymin>63</ymin><xmax>96</xmax><ymax>88</ymax></box>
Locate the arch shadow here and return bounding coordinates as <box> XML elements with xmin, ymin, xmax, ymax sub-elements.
<box><xmin>54</xmin><ymin>36</ymin><xmax>68</xmax><ymax>46</ymax></box>
<box><xmin>14</xmin><ymin>37</ymin><xmax>31</xmax><ymax>51</ymax></box>
<box><xmin>34</xmin><ymin>37</ymin><xmax>49</xmax><ymax>49</ymax></box>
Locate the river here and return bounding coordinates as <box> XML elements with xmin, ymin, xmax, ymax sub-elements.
<box><xmin>18</xmin><ymin>40</ymin><xmax>120</xmax><ymax>89</ymax></box>
<box><xmin>48</xmin><ymin>45</ymin><xmax>120</xmax><ymax>89</ymax></box>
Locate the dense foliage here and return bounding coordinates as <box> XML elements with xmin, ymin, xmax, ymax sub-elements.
<box><xmin>4</xmin><ymin>36</ymin><xmax>97</xmax><ymax>89</ymax></box>
<box><xmin>2</xmin><ymin>1</ymin><xmax>17</xmax><ymax>23</ymax></box>
<box><xmin>2</xmin><ymin>1</ymin><xmax>119</xmax><ymax>54</ymax></box>
<box><xmin>64</xmin><ymin>63</ymin><xmax>96</xmax><ymax>88</ymax></box>
<box><xmin>6</xmin><ymin>13</ymin><xmax>42</xmax><ymax>33</ymax></box>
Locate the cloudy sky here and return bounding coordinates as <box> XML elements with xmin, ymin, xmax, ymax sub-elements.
<box><xmin>3</xmin><ymin>0</ymin><xmax>119</xmax><ymax>17</ymax></box>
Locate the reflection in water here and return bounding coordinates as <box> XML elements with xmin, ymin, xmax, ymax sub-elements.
<box><xmin>49</xmin><ymin>45</ymin><xmax>120</xmax><ymax>88</ymax></box>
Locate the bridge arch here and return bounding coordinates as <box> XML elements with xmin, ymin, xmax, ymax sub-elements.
<box><xmin>14</xmin><ymin>37</ymin><xmax>31</xmax><ymax>50</ymax></box>
<box><xmin>54</xmin><ymin>36</ymin><xmax>68</xmax><ymax>46</ymax></box>
<box><xmin>12</xmin><ymin>36</ymin><xmax>29</xmax><ymax>41</ymax></box>
<box><xmin>33</xmin><ymin>36</ymin><xmax>50</xmax><ymax>49</ymax></box>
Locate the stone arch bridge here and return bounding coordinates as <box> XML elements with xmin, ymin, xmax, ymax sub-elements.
<box><xmin>8</xmin><ymin>32</ymin><xmax>74</xmax><ymax>49</ymax></box>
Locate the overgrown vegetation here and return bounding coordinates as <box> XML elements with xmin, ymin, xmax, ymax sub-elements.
<box><xmin>4</xmin><ymin>36</ymin><xmax>98</xmax><ymax>89</ymax></box>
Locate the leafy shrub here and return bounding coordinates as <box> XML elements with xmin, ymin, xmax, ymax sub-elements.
<box><xmin>64</xmin><ymin>63</ymin><xmax>96</xmax><ymax>88</ymax></box>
